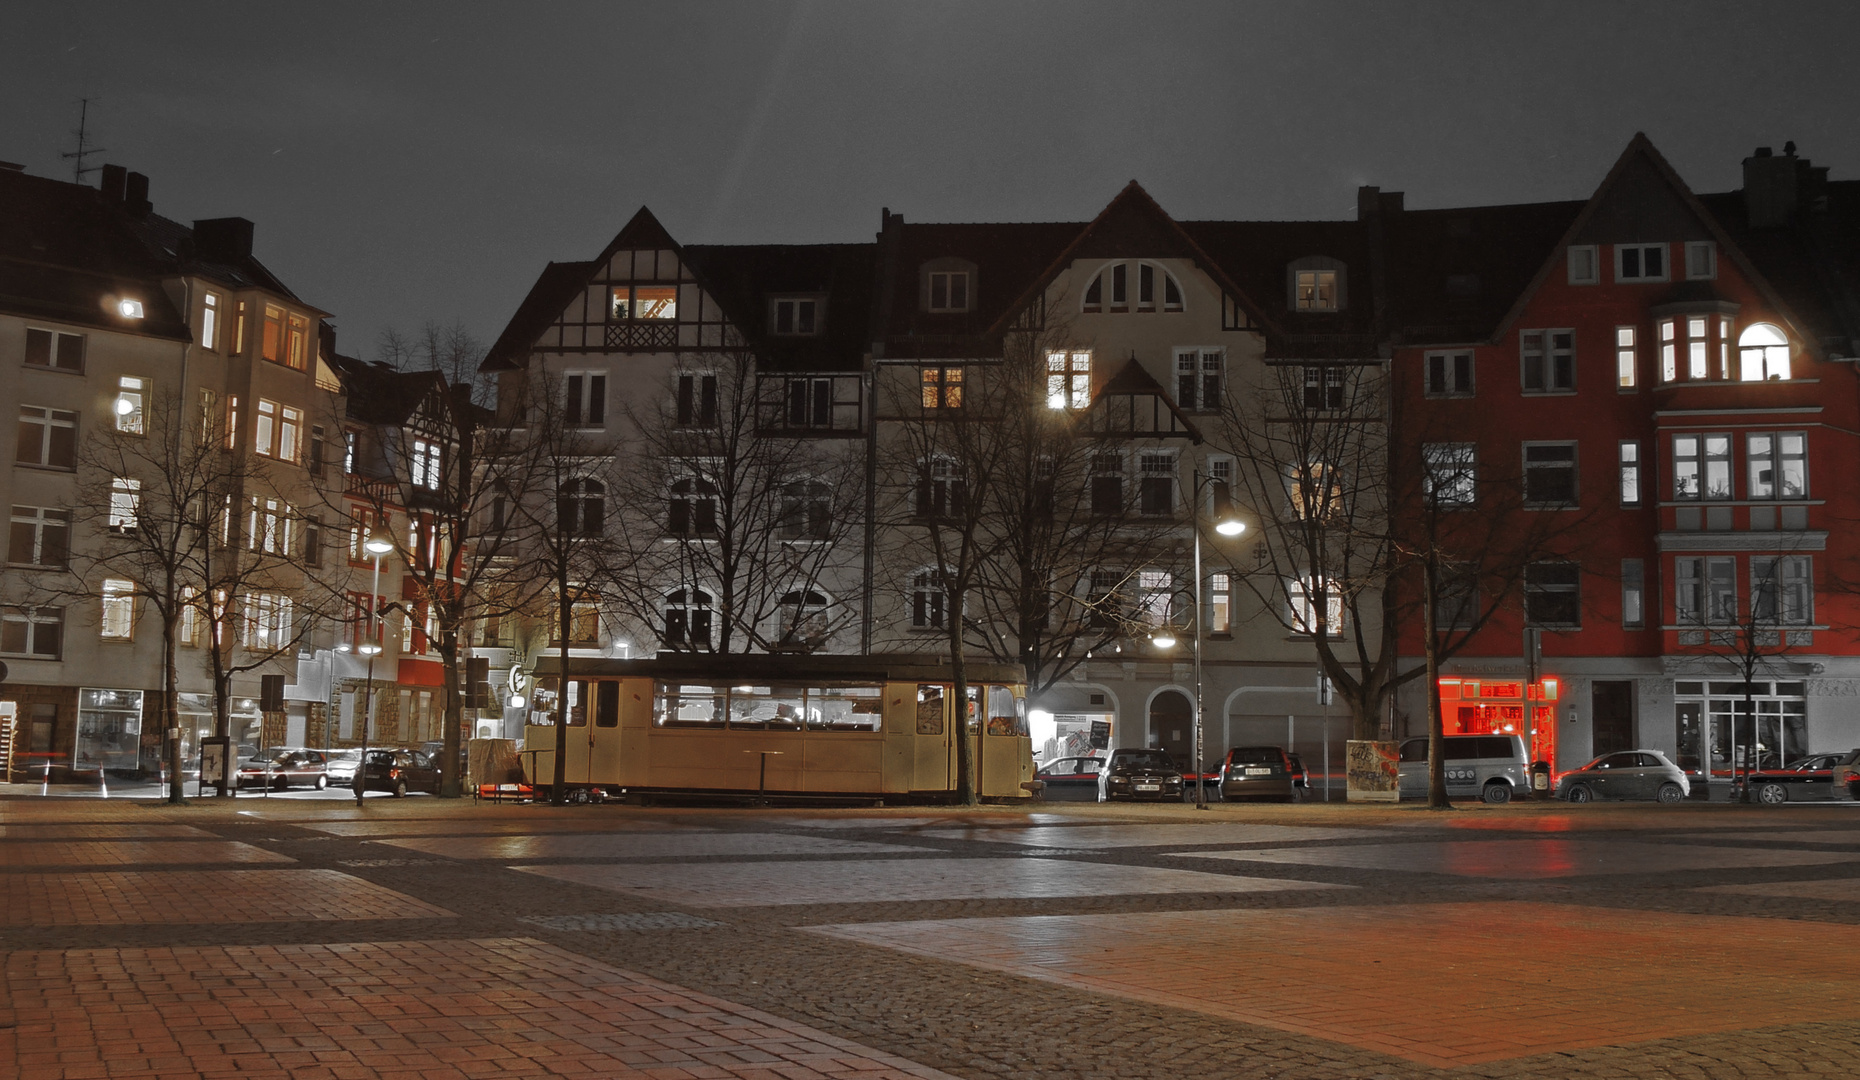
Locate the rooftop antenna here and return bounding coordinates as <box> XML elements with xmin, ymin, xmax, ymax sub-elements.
<box><xmin>61</xmin><ymin>97</ymin><xmax>106</xmax><ymax>184</ymax></box>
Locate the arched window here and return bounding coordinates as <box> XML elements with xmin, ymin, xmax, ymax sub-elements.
<box><xmin>1739</xmin><ymin>323</ymin><xmax>1791</xmax><ymax>381</ymax></box>
<box><xmin>663</xmin><ymin>586</ymin><xmax>713</xmax><ymax>650</ymax></box>
<box><xmin>669</xmin><ymin>476</ymin><xmax>718</xmax><ymax>535</ymax></box>
<box><xmin>911</xmin><ymin>569</ymin><xmax>948</xmax><ymax>630</ymax></box>
<box><xmin>556</xmin><ymin>478</ymin><xmax>604</xmax><ymax>538</ymax></box>
<box><xmin>1081</xmin><ymin>261</ymin><xmax>1183</xmax><ymax>313</ymax></box>
<box><xmin>777</xmin><ymin>589</ymin><xmax>831</xmax><ymax>647</ymax></box>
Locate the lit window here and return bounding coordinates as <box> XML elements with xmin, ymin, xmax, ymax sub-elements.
<box><xmin>233</xmin><ymin>300</ymin><xmax>248</xmax><ymax>355</ymax></box>
<box><xmin>100</xmin><ymin>579</ymin><xmax>136</xmax><ymax>640</ymax></box>
<box><xmin>1294</xmin><ymin>270</ymin><xmax>1337</xmax><ymax>311</ymax></box>
<box><xmin>1615</xmin><ymin>243</ymin><xmax>1668</xmax><ymax>282</ymax></box>
<box><xmin>279</xmin><ymin>406</ymin><xmax>301</xmax><ymax>463</ymax></box>
<box><xmin>1660</xmin><ymin>319</ymin><xmax>1678</xmax><ymax>382</ymax></box>
<box><xmin>1619</xmin><ymin>441</ymin><xmax>1641</xmax><ymax>507</ymax></box>
<box><xmin>1520</xmin><ymin>329</ymin><xmax>1574</xmax><ymax>392</ymax></box>
<box><xmin>1524</xmin><ymin>562</ymin><xmax>1581</xmax><ymax>628</ymax></box>
<box><xmin>1688</xmin><ymin>317</ymin><xmax>1709</xmax><ymax>379</ymax></box>
<box><xmin>1426</xmin><ymin>351</ymin><xmax>1474</xmax><ymax>397</ymax></box>
<box><xmin>1046</xmin><ymin>350</ymin><xmax>1091</xmax><ymax>410</ymax></box>
<box><xmin>411</xmin><ymin>440</ymin><xmax>441</xmax><ymax>490</ymax></box>
<box><xmin>1286</xmin><ymin>461</ymin><xmax>1342</xmax><ymax>520</ymax></box>
<box><xmin>286</xmin><ymin>313</ymin><xmax>308</xmax><ymax>370</ymax></box>
<box><xmin>928</xmin><ymin>272</ymin><xmax>969</xmax><ymax>313</ymax></box>
<box><xmin>179</xmin><ymin>587</ymin><xmax>202</xmax><ymax>647</ymax></box>
<box><xmin>1</xmin><ymin>605</ymin><xmax>63</xmax><ymax>657</ymax></box>
<box><xmin>1622</xmin><ymin>559</ymin><xmax>1645</xmax><ymax>629</ymax></box>
<box><xmin>1685</xmin><ymin>241</ymin><xmax>1717</xmax><ymax>280</ymax></box>
<box><xmin>246</xmin><ymin>593</ymin><xmax>292</xmax><ymax>651</ymax></box>
<box><xmin>611</xmin><ymin>285</ymin><xmax>678</xmax><ymax>321</ymax></box>
<box><xmin>564</xmin><ymin>372</ymin><xmax>606</xmax><ymax>425</ymax></box>
<box><xmin>1747</xmin><ymin>432</ymin><xmax>1807</xmax><ymax>500</ymax></box>
<box><xmin>113</xmin><ymin>377</ymin><xmax>147</xmax><ymax>434</ymax></box>
<box><xmin>17</xmin><ymin>406</ymin><xmax>78</xmax><ymax>469</ymax></box>
<box><xmin>247</xmin><ymin>497</ymin><xmax>292</xmax><ymax>555</ymax></box>
<box><xmin>225</xmin><ymin>395</ymin><xmax>240</xmax><ymax>450</ymax></box>
<box><xmin>201</xmin><ymin>292</ymin><xmax>220</xmax><ymax>351</ymax></box>
<box><xmin>1175</xmin><ymin>348</ymin><xmax>1223</xmax><ymax>409</ymax></box>
<box><xmin>1615</xmin><ymin>327</ymin><xmax>1637</xmax><ymax>388</ymax></box>
<box><xmin>1720</xmin><ymin>317</ymin><xmax>1733</xmax><ymax>378</ymax></box>
<box><xmin>1207</xmin><ymin>572</ymin><xmax>1232</xmax><ymax>634</ymax></box>
<box><xmin>1672</xmin><ymin>433</ymin><xmax>1732</xmax><ymax>500</ymax></box>
<box><xmin>920</xmin><ymin>366</ymin><xmax>963</xmax><ymax>409</ymax></box>
<box><xmin>1288</xmin><ymin>578</ymin><xmax>1343</xmax><ymax>636</ymax></box>
<box><xmin>1423</xmin><ymin>443</ymin><xmax>1476</xmax><ymax>508</ymax></box>
<box><xmin>255</xmin><ymin>399</ymin><xmax>277</xmax><ymax>456</ymax></box>
<box><xmin>1567</xmin><ymin>245</ymin><xmax>1599</xmax><ymax>285</ymax></box>
<box><xmin>109</xmin><ymin>478</ymin><xmax>141</xmax><ymax>532</ymax></box>
<box><xmin>24</xmin><ymin>328</ymin><xmax>85</xmax><ymax>372</ymax></box>
<box><xmin>261</xmin><ymin>305</ymin><xmax>283</xmax><ymax>363</ymax></box>
<box><xmin>773</xmin><ymin>298</ymin><xmax>818</xmax><ymax>334</ymax></box>
<box><xmin>1739</xmin><ymin>323</ymin><xmax>1790</xmax><ymax>381</ymax></box>
<box><xmin>778</xmin><ymin>589</ymin><xmax>831</xmax><ymax>646</ymax></box>
<box><xmin>9</xmin><ymin>506</ymin><xmax>71</xmax><ymax>567</ymax></box>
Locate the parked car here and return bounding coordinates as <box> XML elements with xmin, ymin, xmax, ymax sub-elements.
<box><xmin>354</xmin><ymin>748</ymin><xmax>441</xmax><ymax>797</ymax></box>
<box><xmin>420</xmin><ymin>739</ymin><xmax>469</xmax><ymax>788</ymax></box>
<box><xmin>1285</xmin><ymin>752</ymin><xmax>1311</xmax><ymax>798</ymax></box>
<box><xmin>1098</xmin><ymin>748</ymin><xmax>1184</xmax><ymax>802</ymax></box>
<box><xmin>1556</xmin><ymin>750</ymin><xmax>1688</xmax><ymax>803</ymax></box>
<box><xmin>1397</xmin><ymin>734</ymin><xmax>1531</xmax><ymax>804</ymax></box>
<box><xmin>1219</xmin><ymin>746</ymin><xmax>1296</xmax><ymax>803</ymax></box>
<box><xmin>1749</xmin><ymin>753</ymin><xmax>1849</xmax><ymax>804</ymax></box>
<box><xmin>1826</xmin><ymin>749</ymin><xmax>1860</xmax><ymax>800</ymax></box>
<box><xmin>1035</xmin><ymin>755</ymin><xmax>1104</xmax><ymax>801</ymax></box>
<box><xmin>235</xmin><ymin>748</ymin><xmax>329</xmax><ymax>791</ymax></box>
<box><xmin>324</xmin><ymin>750</ymin><xmax>364</xmax><ymax>785</ymax></box>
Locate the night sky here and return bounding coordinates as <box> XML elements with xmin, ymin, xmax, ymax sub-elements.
<box><xmin>6</xmin><ymin>2</ymin><xmax>1857</xmax><ymax>359</ymax></box>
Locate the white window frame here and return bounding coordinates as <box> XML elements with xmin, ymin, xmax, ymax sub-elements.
<box><xmin>563</xmin><ymin>371</ymin><xmax>607</xmax><ymax>426</ymax></box>
<box><xmin>17</xmin><ymin>405</ymin><xmax>78</xmax><ymax>469</ymax></box>
<box><xmin>1</xmin><ymin>605</ymin><xmax>63</xmax><ymax>658</ymax></box>
<box><xmin>1660</xmin><ymin>318</ymin><xmax>1678</xmax><ymax>382</ymax></box>
<box><xmin>1046</xmin><ymin>350</ymin><xmax>1091</xmax><ymax>410</ymax></box>
<box><xmin>1615</xmin><ymin>243</ymin><xmax>1670</xmax><ymax>283</ymax></box>
<box><xmin>1425</xmin><ymin>351</ymin><xmax>1474</xmax><ymax>398</ymax></box>
<box><xmin>1685</xmin><ymin>241</ymin><xmax>1717</xmax><ymax>281</ymax></box>
<box><xmin>1621</xmin><ymin>559</ymin><xmax>1645</xmax><ymax>630</ymax></box>
<box><xmin>927</xmin><ymin>271</ymin><xmax>970</xmax><ymax>313</ymax></box>
<box><xmin>1747</xmin><ymin>431</ymin><xmax>1808</xmax><ymax>500</ymax></box>
<box><xmin>1738</xmin><ymin>323</ymin><xmax>1791</xmax><ymax>382</ymax></box>
<box><xmin>100</xmin><ymin>579</ymin><xmax>136</xmax><ymax>640</ymax></box>
<box><xmin>1522</xmin><ymin>442</ymin><xmax>1579</xmax><ymax>508</ymax></box>
<box><xmin>1173</xmin><ymin>347</ymin><xmax>1224</xmax><ymax>410</ymax></box>
<box><xmin>910</xmin><ymin>568</ymin><xmax>948</xmax><ymax>630</ymax></box>
<box><xmin>109</xmin><ymin>478</ymin><xmax>141</xmax><ymax>532</ymax></box>
<box><xmin>9</xmin><ymin>506</ymin><xmax>70</xmax><ymax>567</ymax></box>
<box><xmin>1752</xmin><ymin>555</ymin><xmax>1812</xmax><ymax>626</ymax></box>
<box><xmin>1615</xmin><ymin>326</ymin><xmax>1637</xmax><ymax>389</ymax></box>
<box><xmin>1138</xmin><ymin>452</ymin><xmax>1177</xmax><ymax>517</ymax></box>
<box><xmin>771</xmin><ymin>297</ymin><xmax>820</xmax><ymax>335</ymax></box>
<box><xmin>201</xmin><ymin>292</ymin><xmax>220</xmax><ymax>351</ymax></box>
<box><xmin>24</xmin><ymin>328</ymin><xmax>85</xmax><ymax>372</ymax></box>
<box><xmin>1618</xmin><ymin>441</ymin><xmax>1642</xmax><ymax>507</ymax></box>
<box><xmin>114</xmin><ymin>376</ymin><xmax>147</xmax><ymax>434</ymax></box>
<box><xmin>1293</xmin><ymin>269</ymin><xmax>1338</xmax><ymax>312</ymax></box>
<box><xmin>1520</xmin><ymin>329</ymin><xmax>1575</xmax><ymax>393</ymax></box>
<box><xmin>1672</xmin><ymin>433</ymin><xmax>1732</xmax><ymax>501</ymax></box>
<box><xmin>1207</xmin><ymin>571</ymin><xmax>1232</xmax><ymax>635</ymax></box>
<box><xmin>1422</xmin><ymin>443</ymin><xmax>1477</xmax><ymax>508</ymax></box>
<box><xmin>1287</xmin><ymin>577</ymin><xmax>1344</xmax><ymax>637</ymax></box>
<box><xmin>1567</xmin><ymin>245</ymin><xmax>1599</xmax><ymax>285</ymax></box>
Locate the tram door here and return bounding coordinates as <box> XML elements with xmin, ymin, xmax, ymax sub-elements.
<box><xmin>912</xmin><ymin>684</ymin><xmax>953</xmax><ymax>791</ymax></box>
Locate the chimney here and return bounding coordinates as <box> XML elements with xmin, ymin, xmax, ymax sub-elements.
<box><xmin>1357</xmin><ymin>186</ymin><xmax>1379</xmax><ymax>221</ymax></box>
<box><xmin>100</xmin><ymin>164</ymin><xmax>127</xmax><ymax>203</ymax></box>
<box><xmin>191</xmin><ymin>217</ymin><xmax>255</xmax><ymax>263</ymax></box>
<box><xmin>1745</xmin><ymin>145</ymin><xmax>1799</xmax><ymax>227</ymax></box>
<box><xmin>124</xmin><ymin>171</ymin><xmax>151</xmax><ymax>218</ymax></box>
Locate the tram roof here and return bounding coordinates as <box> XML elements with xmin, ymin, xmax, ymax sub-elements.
<box><xmin>531</xmin><ymin>653</ymin><xmax>1029</xmax><ymax>686</ymax></box>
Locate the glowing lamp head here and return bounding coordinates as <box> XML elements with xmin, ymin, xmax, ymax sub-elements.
<box><xmin>1215</xmin><ymin>518</ymin><xmax>1245</xmax><ymax>537</ymax></box>
<box><xmin>117</xmin><ymin>298</ymin><xmax>144</xmax><ymax>319</ymax></box>
<box><xmin>1151</xmin><ymin>630</ymin><xmax>1178</xmax><ymax>650</ymax></box>
<box><xmin>357</xmin><ymin>643</ymin><xmax>382</xmax><ymax>656</ymax></box>
<box><xmin>363</xmin><ymin>533</ymin><xmax>394</xmax><ymax>556</ymax></box>
<box><xmin>507</xmin><ymin>694</ymin><xmax>526</xmax><ymax>710</ymax></box>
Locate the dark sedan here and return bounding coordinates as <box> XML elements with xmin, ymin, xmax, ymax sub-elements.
<box><xmin>235</xmin><ymin>748</ymin><xmax>329</xmax><ymax>791</ymax></box>
<box><xmin>1035</xmin><ymin>756</ymin><xmax>1104</xmax><ymax>801</ymax></box>
<box><xmin>353</xmin><ymin>748</ymin><xmax>440</xmax><ymax>797</ymax></box>
<box><xmin>1097</xmin><ymin>748</ymin><xmax>1184</xmax><ymax>802</ymax></box>
<box><xmin>1750</xmin><ymin>753</ymin><xmax>1848</xmax><ymax>804</ymax></box>
<box><xmin>1219</xmin><ymin>746</ymin><xmax>1296</xmax><ymax>803</ymax></box>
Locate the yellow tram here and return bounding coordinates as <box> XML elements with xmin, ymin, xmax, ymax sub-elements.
<box><xmin>520</xmin><ymin>654</ymin><xmax>1035</xmax><ymax>802</ymax></box>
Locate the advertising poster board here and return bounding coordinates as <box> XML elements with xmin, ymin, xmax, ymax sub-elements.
<box><xmin>1346</xmin><ymin>739</ymin><xmax>1399</xmax><ymax>802</ymax></box>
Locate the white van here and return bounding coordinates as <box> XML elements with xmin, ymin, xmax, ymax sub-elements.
<box><xmin>1398</xmin><ymin>734</ymin><xmax>1531</xmax><ymax>803</ymax></box>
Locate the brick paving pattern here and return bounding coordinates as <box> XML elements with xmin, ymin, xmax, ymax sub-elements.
<box><xmin>0</xmin><ymin>840</ymin><xmax>294</xmax><ymax>867</ymax></box>
<box><xmin>0</xmin><ymin>824</ymin><xmax>214</xmax><ymax>839</ymax></box>
<box><xmin>1182</xmin><ymin>836</ymin><xmax>1860</xmax><ymax>877</ymax></box>
<box><xmin>0</xmin><ymin>870</ymin><xmax>455</xmax><ymax>925</ymax></box>
<box><xmin>918</xmin><ymin>821</ymin><xmax>1382</xmax><ymax>848</ymax></box>
<box><xmin>1</xmin><ymin>937</ymin><xmax>962</xmax><ymax>1080</ymax></box>
<box><xmin>381</xmin><ymin>831</ymin><xmax>933</xmax><ymax>860</ymax></box>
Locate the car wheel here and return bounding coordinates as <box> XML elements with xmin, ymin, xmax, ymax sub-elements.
<box><xmin>1482</xmin><ymin>781</ymin><xmax>1512</xmax><ymax>805</ymax></box>
<box><xmin>393</xmin><ymin>779</ymin><xmax>407</xmax><ymax>798</ymax></box>
<box><xmin>1566</xmin><ymin>784</ymin><xmax>1593</xmax><ymax>803</ymax></box>
<box><xmin>1657</xmin><ymin>782</ymin><xmax>1685</xmax><ymax>803</ymax></box>
<box><xmin>1757</xmin><ymin>782</ymin><xmax>1788</xmax><ymax>805</ymax></box>
<box><xmin>314</xmin><ymin>775</ymin><xmax>327</xmax><ymax>790</ymax></box>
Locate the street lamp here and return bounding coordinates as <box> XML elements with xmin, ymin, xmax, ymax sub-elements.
<box><xmin>1152</xmin><ymin>467</ymin><xmax>1245</xmax><ymax>809</ymax></box>
<box><xmin>354</xmin><ymin>531</ymin><xmax>394</xmax><ymax>804</ymax></box>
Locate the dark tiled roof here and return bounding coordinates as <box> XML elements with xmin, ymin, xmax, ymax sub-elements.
<box><xmin>1185</xmin><ymin>218</ymin><xmax>1378</xmax><ymax>356</ymax></box>
<box><xmin>1382</xmin><ymin>199</ymin><xmax>1585</xmax><ymax>346</ymax></box>
<box><xmin>1699</xmin><ymin>181</ymin><xmax>1860</xmax><ymax>355</ymax></box>
<box><xmin>682</xmin><ymin>242</ymin><xmax>875</xmax><ymax>373</ymax></box>
<box><xmin>327</xmin><ymin>353</ymin><xmax>446</xmax><ymax>425</ymax></box>
<box><xmin>481</xmin><ymin>260</ymin><xmax>594</xmax><ymax>371</ymax></box>
<box><xmin>129</xmin><ymin>213</ymin><xmax>300</xmax><ymax>301</ymax></box>
<box><xmin>875</xmin><ymin>219</ymin><xmax>1083</xmax><ymax>358</ymax></box>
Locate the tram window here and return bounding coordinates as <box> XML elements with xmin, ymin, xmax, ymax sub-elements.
<box><xmin>657</xmin><ymin>684</ymin><xmax>722</xmax><ymax>726</ymax></box>
<box><xmin>916</xmin><ymin>685</ymin><xmax>945</xmax><ymax>735</ymax></box>
<box><xmin>809</xmin><ymin>686</ymin><xmax>882</xmax><ymax>731</ymax></box>
<box><xmin>566</xmin><ymin>680</ymin><xmax>589</xmax><ymax>726</ymax></box>
<box><xmin>985</xmin><ymin>685</ymin><xmax>1026</xmax><ymax>736</ymax></box>
<box><xmin>596</xmin><ymin>680</ymin><xmax>619</xmax><ymax>727</ymax></box>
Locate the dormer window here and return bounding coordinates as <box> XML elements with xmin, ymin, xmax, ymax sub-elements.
<box><xmin>772</xmin><ymin>298</ymin><xmax>819</xmax><ymax>335</ymax></box>
<box><xmin>1287</xmin><ymin>257</ymin><xmax>1346</xmax><ymax>312</ymax></box>
<box><xmin>1615</xmin><ymin>244</ymin><xmax>1668</xmax><ymax>282</ymax></box>
<box><xmin>1081</xmin><ymin>262</ymin><xmax>1184</xmax><ymax>314</ymax></box>
<box><xmin>928</xmin><ymin>271</ymin><xmax>969</xmax><ymax>312</ymax></box>
<box><xmin>611</xmin><ymin>285</ymin><xmax>678</xmax><ymax>321</ymax></box>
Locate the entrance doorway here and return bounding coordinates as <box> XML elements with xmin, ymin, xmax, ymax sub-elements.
<box><xmin>1148</xmin><ymin>690</ymin><xmax>1193</xmax><ymax>770</ymax></box>
<box><xmin>1591</xmin><ymin>681</ymin><xmax>1635</xmax><ymax>757</ymax></box>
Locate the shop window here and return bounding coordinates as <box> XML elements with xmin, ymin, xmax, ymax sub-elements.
<box><xmin>1739</xmin><ymin>323</ymin><xmax>1791</xmax><ymax>381</ymax></box>
<box><xmin>1426</xmin><ymin>351</ymin><xmax>1474</xmax><ymax>397</ymax></box>
<box><xmin>1523</xmin><ymin>442</ymin><xmax>1578</xmax><ymax>507</ymax></box>
<box><xmin>76</xmin><ymin>689</ymin><xmax>143</xmax><ymax>771</ymax></box>
<box><xmin>17</xmin><ymin>406</ymin><xmax>78</xmax><ymax>469</ymax></box>
<box><xmin>24</xmin><ymin>328</ymin><xmax>85</xmax><ymax>372</ymax></box>
<box><xmin>1520</xmin><ymin>330</ymin><xmax>1574</xmax><ymax>393</ymax></box>
<box><xmin>1523</xmin><ymin>562</ymin><xmax>1581</xmax><ymax>628</ymax></box>
<box><xmin>9</xmin><ymin>506</ymin><xmax>70</xmax><ymax>567</ymax></box>
<box><xmin>1747</xmin><ymin>432</ymin><xmax>1807</xmax><ymax>500</ymax></box>
<box><xmin>1</xmin><ymin>605</ymin><xmax>62</xmax><ymax>658</ymax></box>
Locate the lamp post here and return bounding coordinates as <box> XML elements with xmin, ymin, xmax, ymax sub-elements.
<box><xmin>354</xmin><ymin>531</ymin><xmax>394</xmax><ymax>805</ymax></box>
<box><xmin>1154</xmin><ymin>467</ymin><xmax>1245</xmax><ymax>810</ymax></box>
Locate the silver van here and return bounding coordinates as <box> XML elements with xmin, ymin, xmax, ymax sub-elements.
<box><xmin>1398</xmin><ymin>734</ymin><xmax>1530</xmax><ymax>803</ymax></box>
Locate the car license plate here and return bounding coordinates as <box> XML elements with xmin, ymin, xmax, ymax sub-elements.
<box><xmin>1246</xmin><ymin>768</ymin><xmax>1272</xmax><ymax>776</ymax></box>
<box><xmin>1135</xmin><ymin>783</ymin><xmax>1160</xmax><ymax>792</ymax></box>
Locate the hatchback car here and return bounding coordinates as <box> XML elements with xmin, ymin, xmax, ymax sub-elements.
<box><xmin>1035</xmin><ymin>755</ymin><xmax>1104</xmax><ymax>801</ymax></box>
<box><xmin>1219</xmin><ymin>746</ymin><xmax>1296</xmax><ymax>802</ymax></box>
<box><xmin>1556</xmin><ymin>749</ymin><xmax>1688</xmax><ymax>803</ymax></box>
<box><xmin>324</xmin><ymin>750</ymin><xmax>364</xmax><ymax>785</ymax></box>
<box><xmin>235</xmin><ymin>748</ymin><xmax>329</xmax><ymax>791</ymax></box>
<box><xmin>1098</xmin><ymin>748</ymin><xmax>1184</xmax><ymax>802</ymax></box>
<box><xmin>353</xmin><ymin>748</ymin><xmax>441</xmax><ymax>797</ymax></box>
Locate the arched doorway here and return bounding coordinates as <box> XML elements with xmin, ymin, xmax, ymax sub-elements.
<box><xmin>1148</xmin><ymin>690</ymin><xmax>1194</xmax><ymax>770</ymax></box>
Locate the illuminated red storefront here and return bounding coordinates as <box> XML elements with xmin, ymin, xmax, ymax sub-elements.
<box><xmin>1437</xmin><ymin>677</ymin><xmax>1558</xmax><ymax>769</ymax></box>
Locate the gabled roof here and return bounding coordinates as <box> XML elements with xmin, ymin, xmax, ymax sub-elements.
<box><xmin>985</xmin><ymin>181</ymin><xmax>1278</xmax><ymax>339</ymax></box>
<box><xmin>873</xmin><ymin>218</ymin><xmax>1082</xmax><ymax>358</ymax></box>
<box><xmin>481</xmin><ymin>260</ymin><xmax>595</xmax><ymax>371</ymax></box>
<box><xmin>1184</xmin><ymin>217</ymin><xmax>1379</xmax><ymax>357</ymax></box>
<box><xmin>1382</xmin><ymin>198</ymin><xmax>1584</xmax><ymax>346</ymax></box>
<box><xmin>327</xmin><ymin>353</ymin><xmax>448</xmax><ymax>426</ymax></box>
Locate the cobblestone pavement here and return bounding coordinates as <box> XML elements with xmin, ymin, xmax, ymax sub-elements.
<box><xmin>5</xmin><ymin>789</ymin><xmax>1860</xmax><ymax>1078</ymax></box>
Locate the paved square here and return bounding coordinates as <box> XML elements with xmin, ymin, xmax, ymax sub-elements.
<box><xmin>1</xmin><ymin>937</ymin><xmax>960</xmax><ymax>1080</ymax></box>
<box><xmin>515</xmin><ymin>857</ymin><xmax>1348</xmax><ymax>907</ymax></box>
<box><xmin>1676</xmin><ymin>829</ymin><xmax>1860</xmax><ymax>847</ymax></box>
<box><xmin>811</xmin><ymin>901</ymin><xmax>1860</xmax><ymax>1067</ymax></box>
<box><xmin>300</xmin><ymin>817</ymin><xmax>715</xmax><ymax>837</ymax></box>
<box><xmin>381</xmin><ymin>831</ymin><xmax>931</xmax><ymax>860</ymax></box>
<box><xmin>0</xmin><ymin>870</ymin><xmax>455</xmax><ymax>925</ymax></box>
<box><xmin>1175</xmin><ymin>837</ymin><xmax>1860</xmax><ymax>878</ymax></box>
<box><xmin>1699</xmin><ymin>877</ymin><xmax>1860</xmax><ymax>901</ymax></box>
<box><xmin>921</xmin><ymin>822</ymin><xmax>1380</xmax><ymax>849</ymax></box>
<box><xmin>0</xmin><ymin>823</ymin><xmax>213</xmax><ymax>838</ymax></box>
<box><xmin>0</xmin><ymin>840</ymin><xmax>292</xmax><ymax>867</ymax></box>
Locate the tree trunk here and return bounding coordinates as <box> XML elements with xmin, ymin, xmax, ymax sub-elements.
<box><xmin>946</xmin><ymin>599</ymin><xmax>976</xmax><ymax>806</ymax></box>
<box><xmin>164</xmin><ymin>612</ymin><xmax>183</xmax><ymax>804</ymax></box>
<box><xmin>551</xmin><ymin>565</ymin><xmax>570</xmax><ymax>805</ymax></box>
<box><xmin>1423</xmin><ymin>552</ymin><xmax>1451</xmax><ymax>809</ymax></box>
<box><xmin>438</xmin><ymin>627</ymin><xmax>463</xmax><ymax>798</ymax></box>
